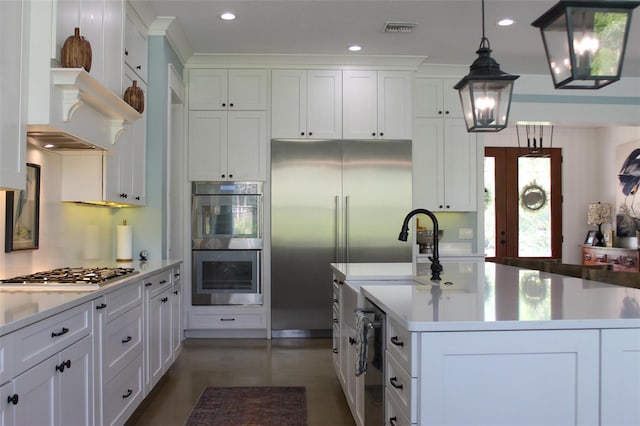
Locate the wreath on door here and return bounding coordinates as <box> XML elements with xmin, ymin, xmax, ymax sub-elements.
<box><xmin>520</xmin><ymin>180</ymin><xmax>547</xmax><ymax>211</ymax></box>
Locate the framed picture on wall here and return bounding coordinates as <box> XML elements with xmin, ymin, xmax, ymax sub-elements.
<box><xmin>584</xmin><ymin>230</ymin><xmax>597</xmax><ymax>246</ymax></box>
<box><xmin>5</xmin><ymin>163</ymin><xmax>41</xmax><ymax>252</ymax></box>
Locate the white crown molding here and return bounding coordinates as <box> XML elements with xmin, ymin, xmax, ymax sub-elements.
<box><xmin>185</xmin><ymin>54</ymin><xmax>427</xmax><ymax>70</ymax></box>
<box><xmin>148</xmin><ymin>17</ymin><xmax>192</xmax><ymax>66</ymax></box>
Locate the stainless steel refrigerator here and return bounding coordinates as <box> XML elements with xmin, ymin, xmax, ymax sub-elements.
<box><xmin>271</xmin><ymin>139</ymin><xmax>412</xmax><ymax>337</ymax></box>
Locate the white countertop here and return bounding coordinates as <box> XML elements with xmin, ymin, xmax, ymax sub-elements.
<box><xmin>331</xmin><ymin>262</ymin><xmax>414</xmax><ymax>280</ymax></box>
<box><xmin>346</xmin><ymin>261</ymin><xmax>640</xmax><ymax>332</ymax></box>
<box><xmin>0</xmin><ymin>259</ymin><xmax>182</xmax><ymax>336</ymax></box>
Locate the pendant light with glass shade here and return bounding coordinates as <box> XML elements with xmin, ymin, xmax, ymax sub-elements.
<box><xmin>531</xmin><ymin>1</ymin><xmax>640</xmax><ymax>89</ymax></box>
<box><xmin>454</xmin><ymin>0</ymin><xmax>520</xmax><ymax>132</ymax></box>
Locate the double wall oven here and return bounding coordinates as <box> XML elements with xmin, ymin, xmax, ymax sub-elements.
<box><xmin>191</xmin><ymin>182</ymin><xmax>263</xmax><ymax>305</ymax></box>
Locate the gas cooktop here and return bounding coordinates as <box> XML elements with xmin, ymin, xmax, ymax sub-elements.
<box><xmin>0</xmin><ymin>267</ymin><xmax>138</xmax><ymax>291</ymax></box>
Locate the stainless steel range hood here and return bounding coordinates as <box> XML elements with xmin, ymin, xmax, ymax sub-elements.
<box><xmin>27</xmin><ymin>68</ymin><xmax>141</xmax><ymax>152</ymax></box>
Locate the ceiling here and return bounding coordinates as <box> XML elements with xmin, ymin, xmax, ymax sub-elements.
<box><xmin>137</xmin><ymin>0</ymin><xmax>640</xmax><ymax>77</ymax></box>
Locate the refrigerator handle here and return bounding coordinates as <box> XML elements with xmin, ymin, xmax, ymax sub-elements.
<box><xmin>334</xmin><ymin>195</ymin><xmax>340</xmax><ymax>262</ymax></box>
<box><xmin>345</xmin><ymin>195</ymin><xmax>350</xmax><ymax>263</ymax></box>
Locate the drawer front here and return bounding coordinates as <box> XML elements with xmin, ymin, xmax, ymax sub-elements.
<box><xmin>143</xmin><ymin>270</ymin><xmax>173</xmax><ymax>298</ymax></box>
<box><xmin>13</xmin><ymin>302</ymin><xmax>91</xmax><ymax>374</ymax></box>
<box><xmin>188</xmin><ymin>311</ymin><xmax>265</xmax><ymax>329</ymax></box>
<box><xmin>386</xmin><ymin>319</ymin><xmax>417</xmax><ymax>376</ymax></box>
<box><xmin>0</xmin><ymin>333</ymin><xmax>11</xmax><ymax>385</ymax></box>
<box><xmin>104</xmin><ymin>353</ymin><xmax>143</xmax><ymax>426</ymax></box>
<box><xmin>385</xmin><ymin>388</ymin><xmax>413</xmax><ymax>426</ymax></box>
<box><xmin>385</xmin><ymin>351</ymin><xmax>417</xmax><ymax>423</ymax></box>
<box><xmin>105</xmin><ymin>281</ymin><xmax>142</xmax><ymax>322</ymax></box>
<box><xmin>103</xmin><ymin>305</ymin><xmax>143</xmax><ymax>382</ymax></box>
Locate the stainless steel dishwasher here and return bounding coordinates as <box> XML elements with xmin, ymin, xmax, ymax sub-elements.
<box><xmin>363</xmin><ymin>300</ymin><xmax>386</xmax><ymax>426</ymax></box>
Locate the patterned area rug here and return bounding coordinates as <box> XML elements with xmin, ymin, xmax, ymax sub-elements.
<box><xmin>185</xmin><ymin>386</ymin><xmax>307</xmax><ymax>426</ymax></box>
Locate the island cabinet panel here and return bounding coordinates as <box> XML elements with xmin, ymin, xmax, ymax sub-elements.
<box><xmin>419</xmin><ymin>330</ymin><xmax>600</xmax><ymax>426</ymax></box>
<box><xmin>601</xmin><ymin>329</ymin><xmax>640</xmax><ymax>426</ymax></box>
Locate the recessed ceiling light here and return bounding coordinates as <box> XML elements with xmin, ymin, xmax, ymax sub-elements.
<box><xmin>220</xmin><ymin>12</ymin><xmax>236</xmax><ymax>21</ymax></box>
<box><xmin>348</xmin><ymin>45</ymin><xmax>362</xmax><ymax>52</ymax></box>
<box><xmin>44</xmin><ymin>143</ymin><xmax>55</xmax><ymax>149</ymax></box>
<box><xmin>497</xmin><ymin>18</ymin><xmax>515</xmax><ymax>26</ymax></box>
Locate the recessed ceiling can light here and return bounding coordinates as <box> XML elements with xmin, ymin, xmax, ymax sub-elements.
<box><xmin>497</xmin><ymin>18</ymin><xmax>514</xmax><ymax>26</ymax></box>
<box><xmin>220</xmin><ymin>12</ymin><xmax>236</xmax><ymax>21</ymax></box>
<box><xmin>348</xmin><ymin>45</ymin><xmax>362</xmax><ymax>52</ymax></box>
<box><xmin>44</xmin><ymin>144</ymin><xmax>55</xmax><ymax>149</ymax></box>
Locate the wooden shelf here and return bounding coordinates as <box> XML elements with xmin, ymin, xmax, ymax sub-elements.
<box><xmin>581</xmin><ymin>245</ymin><xmax>639</xmax><ymax>272</ymax></box>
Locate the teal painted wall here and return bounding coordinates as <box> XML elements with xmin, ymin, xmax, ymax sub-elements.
<box><xmin>115</xmin><ymin>36</ymin><xmax>183</xmax><ymax>261</ymax></box>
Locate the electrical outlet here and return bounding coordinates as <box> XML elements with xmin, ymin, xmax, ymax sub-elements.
<box><xmin>459</xmin><ymin>228</ymin><xmax>473</xmax><ymax>240</ymax></box>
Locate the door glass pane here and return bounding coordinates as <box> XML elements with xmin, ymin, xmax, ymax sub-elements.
<box><xmin>484</xmin><ymin>157</ymin><xmax>496</xmax><ymax>257</ymax></box>
<box><xmin>518</xmin><ymin>157</ymin><xmax>551</xmax><ymax>257</ymax></box>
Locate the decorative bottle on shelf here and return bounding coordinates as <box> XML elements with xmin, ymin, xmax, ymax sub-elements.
<box><xmin>124</xmin><ymin>80</ymin><xmax>145</xmax><ymax>114</ymax></box>
<box><xmin>61</xmin><ymin>27</ymin><xmax>92</xmax><ymax>72</ymax></box>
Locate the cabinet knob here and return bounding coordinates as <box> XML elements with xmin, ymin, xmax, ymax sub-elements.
<box><xmin>173</xmin><ymin>290</ymin><xmax>179</xmax><ymax>295</ymax></box>
<box><xmin>445</xmin><ymin>110</ymin><xmax>450</xmax><ymax>115</ymax></box>
<box><xmin>229</xmin><ymin>103</ymin><xmax>234</xmax><ymax>107</ymax></box>
<box><xmin>438</xmin><ymin>110</ymin><xmax>443</xmax><ymax>115</ymax></box>
<box><xmin>379</xmin><ymin>132</ymin><xmax>384</xmax><ymax>137</ymax></box>
<box><xmin>222</xmin><ymin>103</ymin><xmax>226</xmax><ymax>107</ymax></box>
<box><xmin>221</xmin><ymin>174</ymin><xmax>226</xmax><ymax>178</ymax></box>
<box><xmin>372</xmin><ymin>132</ymin><xmax>376</xmax><ymax>136</ymax></box>
<box><xmin>446</xmin><ymin>205</ymin><xmax>450</xmax><ymax>209</ymax></box>
<box><xmin>135</xmin><ymin>196</ymin><xmax>140</xmax><ymax>200</ymax></box>
<box><xmin>7</xmin><ymin>394</ymin><xmax>18</xmax><ymax>405</ymax></box>
<box><xmin>308</xmin><ymin>132</ymin><xmax>313</xmax><ymax>136</ymax></box>
<box><xmin>301</xmin><ymin>132</ymin><xmax>305</xmax><ymax>136</ymax></box>
<box><xmin>439</xmin><ymin>205</ymin><xmax>443</xmax><ymax>209</ymax></box>
<box><xmin>124</xmin><ymin>49</ymin><xmax>129</xmax><ymax>56</ymax></box>
<box><xmin>228</xmin><ymin>174</ymin><xmax>233</xmax><ymax>178</ymax></box>
<box><xmin>136</xmin><ymin>65</ymin><xmax>141</xmax><ymax>70</ymax></box>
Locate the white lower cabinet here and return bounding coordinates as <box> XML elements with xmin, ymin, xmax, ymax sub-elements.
<box><xmin>2</xmin><ymin>333</ymin><xmax>93</xmax><ymax>426</ymax></box>
<box><xmin>171</xmin><ymin>268</ymin><xmax>183</xmax><ymax>358</ymax></box>
<box><xmin>102</xmin><ymin>354</ymin><xmax>143</xmax><ymax>426</ymax></box>
<box><xmin>601</xmin><ymin>328</ymin><xmax>640</xmax><ymax>426</ymax></box>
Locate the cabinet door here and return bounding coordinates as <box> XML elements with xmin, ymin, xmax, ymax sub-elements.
<box><xmin>0</xmin><ymin>0</ymin><xmax>27</xmax><ymax>190</ymax></box>
<box><xmin>188</xmin><ymin>110</ymin><xmax>226</xmax><ymax>180</ymax></box>
<box><xmin>343</xmin><ymin>70</ymin><xmax>378</xmax><ymax>139</ymax></box>
<box><xmin>441</xmin><ymin>78</ymin><xmax>463</xmax><ymax>118</ymax></box>
<box><xmin>414</xmin><ymin>78</ymin><xmax>463</xmax><ymax>119</ymax></box>
<box><xmin>148</xmin><ymin>288</ymin><xmax>172</xmax><ymax>391</ymax></box>
<box><xmin>227</xmin><ymin>111</ymin><xmax>267</xmax><ymax>181</ymax></box>
<box><xmin>271</xmin><ymin>70</ymin><xmax>306</xmax><ymax>138</ymax></box>
<box><xmin>228</xmin><ymin>69</ymin><xmax>268</xmax><ymax>110</ymax></box>
<box><xmin>377</xmin><ymin>71</ymin><xmax>412</xmax><ymax>139</ymax></box>
<box><xmin>0</xmin><ymin>382</ymin><xmax>15</xmax><ymax>426</ymax></box>
<box><xmin>130</xmin><ymin>80</ymin><xmax>147</xmax><ymax>204</ymax></box>
<box><xmin>442</xmin><ymin>120</ymin><xmax>477</xmax><ymax>211</ymax></box>
<box><xmin>601</xmin><ymin>329</ymin><xmax>640</xmax><ymax>426</ymax></box>
<box><xmin>58</xmin><ymin>335</ymin><xmax>93</xmax><ymax>426</ymax></box>
<box><xmin>420</xmin><ymin>330</ymin><xmax>599</xmax><ymax>426</ymax></box>
<box><xmin>188</xmin><ymin>69</ymin><xmax>228</xmax><ymax>110</ymax></box>
<box><xmin>13</xmin><ymin>356</ymin><xmax>57</xmax><ymax>426</ymax></box>
<box><xmin>413</xmin><ymin>118</ymin><xmax>442</xmax><ymax>211</ymax></box>
<box><xmin>171</xmin><ymin>277</ymin><xmax>182</xmax><ymax>356</ymax></box>
<box><xmin>307</xmin><ymin>70</ymin><xmax>342</xmax><ymax>139</ymax></box>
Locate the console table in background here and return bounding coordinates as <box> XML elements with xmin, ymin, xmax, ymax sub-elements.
<box><xmin>581</xmin><ymin>245</ymin><xmax>639</xmax><ymax>272</ymax></box>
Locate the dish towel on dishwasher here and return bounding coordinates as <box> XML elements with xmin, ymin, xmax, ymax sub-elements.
<box><xmin>355</xmin><ymin>310</ymin><xmax>370</xmax><ymax>376</ymax></box>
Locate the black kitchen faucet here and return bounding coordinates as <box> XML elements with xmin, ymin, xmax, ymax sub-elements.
<box><xmin>398</xmin><ymin>208</ymin><xmax>443</xmax><ymax>281</ymax></box>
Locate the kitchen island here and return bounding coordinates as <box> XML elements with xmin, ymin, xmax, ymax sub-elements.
<box><xmin>331</xmin><ymin>261</ymin><xmax>640</xmax><ymax>426</ymax></box>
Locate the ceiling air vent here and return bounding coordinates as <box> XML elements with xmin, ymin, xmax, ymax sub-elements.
<box><xmin>383</xmin><ymin>21</ymin><xmax>417</xmax><ymax>33</ymax></box>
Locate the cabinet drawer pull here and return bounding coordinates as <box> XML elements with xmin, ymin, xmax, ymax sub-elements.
<box><xmin>56</xmin><ymin>360</ymin><xmax>71</xmax><ymax>373</ymax></box>
<box><xmin>390</xmin><ymin>336</ymin><xmax>404</xmax><ymax>347</ymax></box>
<box><xmin>145</xmin><ymin>282</ymin><xmax>153</xmax><ymax>287</ymax></box>
<box><xmin>122</xmin><ymin>336</ymin><xmax>132</xmax><ymax>344</ymax></box>
<box><xmin>122</xmin><ymin>389</ymin><xmax>133</xmax><ymax>399</ymax></box>
<box><xmin>220</xmin><ymin>318</ymin><xmax>235</xmax><ymax>321</ymax></box>
<box><xmin>389</xmin><ymin>376</ymin><xmax>403</xmax><ymax>389</ymax></box>
<box><xmin>160</xmin><ymin>280</ymin><xmax>167</xmax><ymax>284</ymax></box>
<box><xmin>349</xmin><ymin>337</ymin><xmax>356</xmax><ymax>345</ymax></box>
<box><xmin>389</xmin><ymin>416</ymin><xmax>397</xmax><ymax>426</ymax></box>
<box><xmin>161</xmin><ymin>297</ymin><xmax>169</xmax><ymax>303</ymax></box>
<box><xmin>173</xmin><ymin>290</ymin><xmax>179</xmax><ymax>295</ymax></box>
<box><xmin>7</xmin><ymin>394</ymin><xmax>18</xmax><ymax>405</ymax></box>
<box><xmin>96</xmin><ymin>303</ymin><xmax>107</xmax><ymax>310</ymax></box>
<box><xmin>51</xmin><ymin>327</ymin><xmax>69</xmax><ymax>338</ymax></box>
<box><xmin>332</xmin><ymin>348</ymin><xmax>338</xmax><ymax>354</ymax></box>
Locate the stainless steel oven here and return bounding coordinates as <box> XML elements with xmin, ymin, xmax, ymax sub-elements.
<box><xmin>192</xmin><ymin>250</ymin><xmax>262</xmax><ymax>305</ymax></box>
<box><xmin>192</xmin><ymin>181</ymin><xmax>263</xmax><ymax>250</ymax></box>
<box><xmin>192</xmin><ymin>182</ymin><xmax>263</xmax><ymax>305</ymax></box>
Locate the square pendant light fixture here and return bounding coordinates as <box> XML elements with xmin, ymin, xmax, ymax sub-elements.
<box><xmin>454</xmin><ymin>0</ymin><xmax>519</xmax><ymax>132</ymax></box>
<box><xmin>531</xmin><ymin>1</ymin><xmax>640</xmax><ymax>89</ymax></box>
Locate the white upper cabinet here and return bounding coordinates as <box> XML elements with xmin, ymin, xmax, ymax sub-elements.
<box><xmin>414</xmin><ymin>77</ymin><xmax>463</xmax><ymax>119</ymax></box>
<box><xmin>188</xmin><ymin>69</ymin><xmax>268</xmax><ymax>110</ymax></box>
<box><xmin>343</xmin><ymin>70</ymin><xmax>412</xmax><ymax>140</ymax></box>
<box><xmin>413</xmin><ymin>118</ymin><xmax>477</xmax><ymax>211</ymax></box>
<box><xmin>188</xmin><ymin>110</ymin><xmax>267</xmax><ymax>181</ymax></box>
<box><xmin>124</xmin><ymin>3</ymin><xmax>148</xmax><ymax>83</ymax></box>
<box><xmin>0</xmin><ymin>0</ymin><xmax>28</xmax><ymax>190</ymax></box>
<box><xmin>271</xmin><ymin>69</ymin><xmax>342</xmax><ymax>139</ymax></box>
